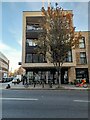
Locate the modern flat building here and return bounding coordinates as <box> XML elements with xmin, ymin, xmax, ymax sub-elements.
<box><xmin>0</xmin><ymin>52</ymin><xmax>9</xmax><ymax>80</ymax></box>
<box><xmin>22</xmin><ymin>11</ymin><xmax>90</xmax><ymax>84</ymax></box>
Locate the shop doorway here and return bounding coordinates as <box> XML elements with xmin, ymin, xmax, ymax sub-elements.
<box><xmin>76</xmin><ymin>68</ymin><xmax>89</xmax><ymax>83</ymax></box>
<box><xmin>61</xmin><ymin>68</ymin><xmax>68</xmax><ymax>84</ymax></box>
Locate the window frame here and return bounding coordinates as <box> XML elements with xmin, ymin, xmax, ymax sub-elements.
<box><xmin>80</xmin><ymin>52</ymin><xmax>87</xmax><ymax>64</ymax></box>
<box><xmin>79</xmin><ymin>36</ymin><xmax>85</xmax><ymax>49</ymax></box>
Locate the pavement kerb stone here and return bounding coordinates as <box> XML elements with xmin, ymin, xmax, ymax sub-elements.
<box><xmin>1</xmin><ymin>83</ymin><xmax>90</xmax><ymax>90</ymax></box>
<box><xmin>7</xmin><ymin>87</ymin><xmax>89</xmax><ymax>91</ymax></box>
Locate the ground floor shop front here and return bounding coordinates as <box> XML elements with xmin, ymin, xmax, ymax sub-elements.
<box><xmin>24</xmin><ymin>67</ymin><xmax>89</xmax><ymax>84</ymax></box>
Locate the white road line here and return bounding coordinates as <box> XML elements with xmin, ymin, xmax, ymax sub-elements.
<box><xmin>73</xmin><ymin>100</ymin><xmax>90</xmax><ymax>103</ymax></box>
<box><xmin>0</xmin><ymin>98</ymin><xmax>38</xmax><ymax>101</ymax></box>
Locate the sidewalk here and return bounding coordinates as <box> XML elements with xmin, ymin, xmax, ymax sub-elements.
<box><xmin>1</xmin><ymin>82</ymin><xmax>89</xmax><ymax>90</ymax></box>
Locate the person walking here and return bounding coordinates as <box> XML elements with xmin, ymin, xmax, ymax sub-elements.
<box><xmin>42</xmin><ymin>80</ymin><xmax>44</xmax><ymax>88</ymax></box>
<box><xmin>25</xmin><ymin>74</ymin><xmax>28</xmax><ymax>84</ymax></box>
<box><xmin>33</xmin><ymin>73</ymin><xmax>36</xmax><ymax>87</ymax></box>
<box><xmin>22</xmin><ymin>75</ymin><xmax>25</xmax><ymax>85</ymax></box>
<box><xmin>22</xmin><ymin>74</ymin><xmax>27</xmax><ymax>85</ymax></box>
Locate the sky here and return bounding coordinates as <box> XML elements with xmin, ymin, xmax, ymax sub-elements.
<box><xmin>0</xmin><ymin>1</ymin><xmax>89</xmax><ymax>72</ymax></box>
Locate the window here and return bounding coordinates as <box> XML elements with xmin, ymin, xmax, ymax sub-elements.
<box><xmin>79</xmin><ymin>37</ymin><xmax>85</xmax><ymax>48</ymax></box>
<box><xmin>38</xmin><ymin>54</ymin><xmax>44</xmax><ymax>63</ymax></box>
<box><xmin>26</xmin><ymin>54</ymin><xmax>32</xmax><ymax>63</ymax></box>
<box><xmin>65</xmin><ymin>51</ymin><xmax>72</xmax><ymax>62</ymax></box>
<box><xmin>80</xmin><ymin>52</ymin><xmax>87</xmax><ymax>64</ymax></box>
<box><xmin>33</xmin><ymin>54</ymin><xmax>38</xmax><ymax>63</ymax></box>
<box><xmin>27</xmin><ymin>25</ymin><xmax>35</xmax><ymax>30</ymax></box>
<box><xmin>26</xmin><ymin>39</ymin><xmax>36</xmax><ymax>46</ymax></box>
<box><xmin>27</xmin><ymin>72</ymin><xmax>33</xmax><ymax>80</ymax></box>
<box><xmin>26</xmin><ymin>53</ymin><xmax>45</xmax><ymax>63</ymax></box>
<box><xmin>27</xmin><ymin>24</ymin><xmax>42</xmax><ymax>31</ymax></box>
<box><xmin>76</xmin><ymin>68</ymin><xmax>89</xmax><ymax>83</ymax></box>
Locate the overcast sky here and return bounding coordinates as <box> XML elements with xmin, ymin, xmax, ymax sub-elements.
<box><xmin>0</xmin><ymin>1</ymin><xmax>89</xmax><ymax>72</ymax></box>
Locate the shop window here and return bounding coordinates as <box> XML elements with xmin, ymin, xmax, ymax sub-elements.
<box><xmin>27</xmin><ymin>72</ymin><xmax>33</xmax><ymax>80</ymax></box>
<box><xmin>76</xmin><ymin>68</ymin><xmax>89</xmax><ymax>83</ymax></box>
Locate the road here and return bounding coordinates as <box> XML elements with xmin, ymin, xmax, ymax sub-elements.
<box><xmin>0</xmin><ymin>89</ymin><xmax>89</xmax><ymax>119</ymax></box>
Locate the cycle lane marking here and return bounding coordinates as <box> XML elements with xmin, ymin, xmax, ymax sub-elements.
<box><xmin>73</xmin><ymin>100</ymin><xmax>90</xmax><ymax>102</ymax></box>
<box><xmin>0</xmin><ymin>98</ymin><xmax>38</xmax><ymax>101</ymax></box>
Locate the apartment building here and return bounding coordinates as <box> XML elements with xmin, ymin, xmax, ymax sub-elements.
<box><xmin>22</xmin><ymin>11</ymin><xmax>90</xmax><ymax>84</ymax></box>
<box><xmin>0</xmin><ymin>52</ymin><xmax>9</xmax><ymax>80</ymax></box>
<box><xmin>69</xmin><ymin>31</ymin><xmax>90</xmax><ymax>83</ymax></box>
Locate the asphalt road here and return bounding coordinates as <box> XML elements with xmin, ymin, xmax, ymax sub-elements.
<box><xmin>1</xmin><ymin>89</ymin><xmax>89</xmax><ymax>118</ymax></box>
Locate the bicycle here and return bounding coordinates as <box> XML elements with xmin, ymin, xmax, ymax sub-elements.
<box><xmin>75</xmin><ymin>79</ymin><xmax>88</xmax><ymax>88</ymax></box>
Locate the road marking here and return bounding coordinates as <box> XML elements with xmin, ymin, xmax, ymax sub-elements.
<box><xmin>0</xmin><ymin>98</ymin><xmax>38</xmax><ymax>101</ymax></box>
<box><xmin>73</xmin><ymin>100</ymin><xmax>90</xmax><ymax>103</ymax></box>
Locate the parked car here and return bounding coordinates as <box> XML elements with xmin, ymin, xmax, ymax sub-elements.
<box><xmin>12</xmin><ymin>77</ymin><xmax>20</xmax><ymax>84</ymax></box>
<box><xmin>2</xmin><ymin>77</ymin><xmax>13</xmax><ymax>83</ymax></box>
<box><xmin>16</xmin><ymin>75</ymin><xmax>22</xmax><ymax>81</ymax></box>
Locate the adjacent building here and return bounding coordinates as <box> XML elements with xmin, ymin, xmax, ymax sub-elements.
<box><xmin>22</xmin><ymin>11</ymin><xmax>90</xmax><ymax>84</ymax></box>
<box><xmin>0</xmin><ymin>52</ymin><xmax>9</xmax><ymax>80</ymax></box>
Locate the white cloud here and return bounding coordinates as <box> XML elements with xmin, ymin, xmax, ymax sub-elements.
<box><xmin>0</xmin><ymin>41</ymin><xmax>21</xmax><ymax>72</ymax></box>
<box><xmin>17</xmin><ymin>34</ymin><xmax>22</xmax><ymax>47</ymax></box>
<box><xmin>0</xmin><ymin>41</ymin><xmax>11</xmax><ymax>50</ymax></box>
<box><xmin>18</xmin><ymin>39</ymin><xmax>22</xmax><ymax>47</ymax></box>
<box><xmin>9</xmin><ymin>28</ymin><xmax>22</xmax><ymax>47</ymax></box>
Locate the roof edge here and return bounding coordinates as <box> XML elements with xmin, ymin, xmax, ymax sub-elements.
<box><xmin>23</xmin><ymin>10</ymin><xmax>73</xmax><ymax>12</ymax></box>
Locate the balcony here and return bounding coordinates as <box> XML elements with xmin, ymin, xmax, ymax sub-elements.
<box><xmin>25</xmin><ymin>39</ymin><xmax>37</xmax><ymax>53</ymax></box>
<box><xmin>26</xmin><ymin>25</ymin><xmax>43</xmax><ymax>39</ymax></box>
<box><xmin>26</xmin><ymin>29</ymin><xmax>43</xmax><ymax>39</ymax></box>
<box><xmin>26</xmin><ymin>46</ymin><xmax>37</xmax><ymax>54</ymax></box>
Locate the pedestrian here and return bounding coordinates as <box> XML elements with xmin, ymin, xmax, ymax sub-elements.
<box><xmin>22</xmin><ymin>75</ymin><xmax>25</xmax><ymax>85</ymax></box>
<box><xmin>42</xmin><ymin>80</ymin><xmax>44</xmax><ymax>88</ymax></box>
<box><xmin>33</xmin><ymin>73</ymin><xmax>37</xmax><ymax>87</ymax></box>
<box><xmin>34</xmin><ymin>81</ymin><xmax>36</xmax><ymax>87</ymax></box>
<box><xmin>21</xmin><ymin>75</ymin><xmax>23</xmax><ymax>84</ymax></box>
<box><xmin>49</xmin><ymin>80</ymin><xmax>52</xmax><ymax>88</ymax></box>
<box><xmin>25</xmin><ymin>74</ymin><xmax>28</xmax><ymax>84</ymax></box>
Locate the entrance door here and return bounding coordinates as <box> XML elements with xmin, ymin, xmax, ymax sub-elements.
<box><xmin>61</xmin><ymin>68</ymin><xmax>68</xmax><ymax>84</ymax></box>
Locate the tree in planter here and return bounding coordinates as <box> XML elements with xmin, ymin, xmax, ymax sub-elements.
<box><xmin>35</xmin><ymin>3</ymin><xmax>82</xmax><ymax>87</ymax></box>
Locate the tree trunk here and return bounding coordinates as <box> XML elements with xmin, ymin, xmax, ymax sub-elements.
<box><xmin>58</xmin><ymin>62</ymin><xmax>61</xmax><ymax>88</ymax></box>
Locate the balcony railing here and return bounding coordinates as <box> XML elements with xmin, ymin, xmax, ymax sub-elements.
<box><xmin>26</xmin><ymin>28</ymin><xmax>43</xmax><ymax>39</ymax></box>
